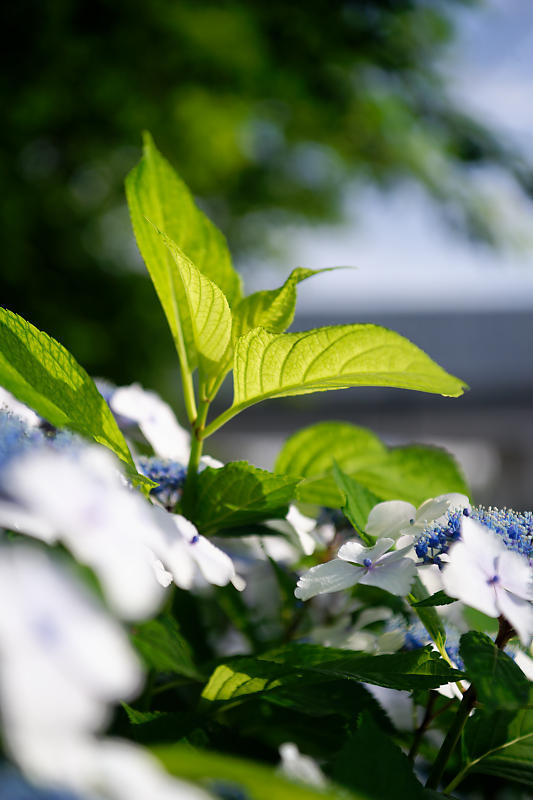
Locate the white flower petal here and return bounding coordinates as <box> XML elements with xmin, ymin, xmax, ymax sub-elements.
<box><xmin>497</xmin><ymin>589</ymin><xmax>533</xmax><ymax>646</ymax></box>
<box><xmin>359</xmin><ymin>558</ymin><xmax>416</xmax><ymax>596</ymax></box>
<box><xmin>514</xmin><ymin>650</ymin><xmax>533</xmax><ymax>681</ymax></box>
<box><xmin>460</xmin><ymin>517</ymin><xmax>506</xmax><ymax>577</ymax></box>
<box><xmin>365</xmin><ymin>501</ymin><xmax>416</xmax><ymax>539</ymax></box>
<box><xmin>415</xmin><ymin>494</ymin><xmax>470</xmax><ymax>528</ymax></box>
<box><xmin>0</xmin><ymin>499</ymin><xmax>57</xmax><ymax>543</ymax></box>
<box><xmin>111</xmin><ymin>384</ymin><xmax>191</xmax><ymax>462</ymax></box>
<box><xmin>295</xmin><ymin>559</ymin><xmax>362</xmax><ymax>601</ymax></box>
<box><xmin>279</xmin><ymin>742</ymin><xmax>326</xmax><ymax>788</ymax></box>
<box><xmin>338</xmin><ymin>537</ymin><xmax>394</xmax><ymax>564</ymax></box>
<box><xmin>498</xmin><ymin>548</ymin><xmax>533</xmax><ymax>602</ymax></box>
<box><xmin>442</xmin><ymin>540</ymin><xmax>499</xmax><ymax>617</ymax></box>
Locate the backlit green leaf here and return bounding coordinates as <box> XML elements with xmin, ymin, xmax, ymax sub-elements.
<box><xmin>154</xmin><ymin>743</ymin><xmax>370</xmax><ymax>800</ymax></box>
<box><xmin>275</xmin><ymin>422</ymin><xmax>469</xmax><ymax>507</ymax></box>
<box><xmin>232</xmin><ymin>324</ymin><xmax>467</xmax><ymax>417</ymax></box>
<box><xmin>126</xmin><ymin>132</ymin><xmax>241</xmax><ymax>370</ymax></box>
<box><xmin>0</xmin><ymin>308</ymin><xmax>133</xmax><ymax>467</ymax></box>
<box><xmin>154</xmin><ymin>227</ymin><xmax>232</xmax><ymax>375</ymax></box>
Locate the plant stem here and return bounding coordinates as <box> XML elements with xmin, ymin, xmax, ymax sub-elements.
<box><xmin>180</xmin><ymin>364</ymin><xmax>198</xmax><ymax>425</ymax></box>
<box><xmin>202</xmin><ymin>404</ymin><xmax>241</xmax><ymax>438</ymax></box>
<box><xmin>425</xmin><ymin>686</ymin><xmax>477</xmax><ymax>789</ymax></box>
<box><xmin>408</xmin><ymin>691</ymin><xmax>438</xmax><ymax>761</ymax></box>
<box><xmin>182</xmin><ymin>393</ymin><xmax>210</xmax><ymax>515</ymax></box>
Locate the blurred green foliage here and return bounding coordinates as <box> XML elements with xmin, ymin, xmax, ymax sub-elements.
<box><xmin>1</xmin><ymin>0</ymin><xmax>530</xmax><ymax>388</ymax></box>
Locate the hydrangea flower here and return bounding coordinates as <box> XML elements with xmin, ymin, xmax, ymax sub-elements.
<box><xmin>138</xmin><ymin>456</ymin><xmax>188</xmax><ymax>510</ymax></box>
<box><xmin>279</xmin><ymin>743</ymin><xmax>326</xmax><ymax>788</ymax></box>
<box><xmin>295</xmin><ymin>538</ymin><xmax>416</xmax><ymax>601</ymax></box>
<box><xmin>1</xmin><ymin>443</ymin><xmax>244</xmax><ymax>618</ymax></box>
<box><xmin>0</xmin><ymin>546</ymin><xmax>212</xmax><ymax>800</ymax></box>
<box><xmin>442</xmin><ymin>517</ymin><xmax>533</xmax><ymax>644</ymax></box>
<box><xmin>0</xmin><ymin>546</ymin><xmax>142</xmax><ymax>756</ymax></box>
<box><xmin>415</xmin><ymin>502</ymin><xmax>533</xmax><ymax>566</ymax></box>
<box><xmin>107</xmin><ymin>383</ymin><xmax>191</xmax><ymax>463</ymax></box>
<box><xmin>366</xmin><ymin>493</ymin><xmax>470</xmax><ymax>545</ymax></box>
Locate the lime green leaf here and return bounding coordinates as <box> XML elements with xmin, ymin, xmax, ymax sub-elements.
<box><xmin>275</xmin><ymin>422</ymin><xmax>385</xmax><ymax>506</ymax></box>
<box><xmin>232</xmin><ymin>268</ymin><xmax>333</xmax><ymax>342</ymax></box>
<box><xmin>191</xmin><ymin>461</ymin><xmax>300</xmax><ymax>535</ymax></box>
<box><xmin>332</xmin><ymin>464</ymin><xmax>380</xmax><ymax>544</ymax></box>
<box><xmin>126</xmin><ymin>132</ymin><xmax>241</xmax><ymax>369</ymax></box>
<box><xmin>153</xmin><ymin>227</ymin><xmax>232</xmax><ymax>375</ymax></box>
<box><xmin>127</xmin><ymin>132</ymin><xmax>241</xmax><ymax>303</ymax></box>
<box><xmin>131</xmin><ymin>615</ymin><xmax>202</xmax><ymax>680</ymax></box>
<box><xmin>154</xmin><ymin>743</ymin><xmax>370</xmax><ymax>800</ymax></box>
<box><xmin>0</xmin><ymin>308</ymin><xmax>133</xmax><ymax>467</ymax></box>
<box><xmin>232</xmin><ymin>324</ymin><xmax>467</xmax><ymax>417</ymax></box>
<box><xmin>460</xmin><ymin>632</ymin><xmax>530</xmax><ymax>711</ymax></box>
<box><xmin>333</xmin><ymin>713</ymin><xmax>426</xmax><ymax>799</ymax></box>
<box><xmin>352</xmin><ymin>444</ymin><xmax>470</xmax><ymax>507</ymax></box>
<box><xmin>275</xmin><ymin>423</ymin><xmax>469</xmax><ymax>507</ymax></box>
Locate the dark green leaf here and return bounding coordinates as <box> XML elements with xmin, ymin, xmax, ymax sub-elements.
<box><xmin>191</xmin><ymin>461</ymin><xmax>300</xmax><ymax>534</ymax></box>
<box><xmin>332</xmin><ymin>463</ymin><xmax>379</xmax><ymax>544</ymax></box>
<box><xmin>409</xmin><ymin>577</ymin><xmax>447</xmax><ymax>652</ymax></box>
<box><xmin>332</xmin><ymin>712</ymin><xmax>426</xmax><ymax>799</ymax></box>
<box><xmin>460</xmin><ymin>631</ymin><xmax>530</xmax><ymax>711</ymax></box>
<box><xmin>412</xmin><ymin>591</ymin><xmax>456</xmax><ymax>608</ymax></box>
<box><xmin>131</xmin><ymin>615</ymin><xmax>202</xmax><ymax>680</ymax></box>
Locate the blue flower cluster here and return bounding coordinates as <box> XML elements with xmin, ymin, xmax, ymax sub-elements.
<box><xmin>414</xmin><ymin>504</ymin><xmax>533</xmax><ymax>565</ymax></box>
<box><xmin>138</xmin><ymin>456</ymin><xmax>187</xmax><ymax>510</ymax></box>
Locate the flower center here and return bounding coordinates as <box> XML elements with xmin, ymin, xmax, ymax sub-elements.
<box><xmin>487</xmin><ymin>574</ymin><xmax>500</xmax><ymax>585</ymax></box>
<box><xmin>363</xmin><ymin>558</ymin><xmax>372</xmax><ymax>569</ymax></box>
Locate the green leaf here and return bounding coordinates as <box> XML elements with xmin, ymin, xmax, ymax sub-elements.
<box><xmin>333</xmin><ymin>712</ymin><xmax>426</xmax><ymax>799</ymax></box>
<box><xmin>461</xmin><ymin>704</ymin><xmax>533</xmax><ymax>788</ymax></box>
<box><xmin>409</xmin><ymin>577</ymin><xmax>447</xmax><ymax>653</ymax></box>
<box><xmin>154</xmin><ymin>743</ymin><xmax>370</xmax><ymax>800</ymax></box>
<box><xmin>275</xmin><ymin>422</ymin><xmax>469</xmax><ymax>507</ymax></box>
<box><xmin>153</xmin><ymin>226</ymin><xmax>232</xmax><ymax>375</ymax></box>
<box><xmin>201</xmin><ymin>645</ymin><xmax>464</xmax><ymax>705</ymax></box>
<box><xmin>131</xmin><ymin>615</ymin><xmax>202</xmax><ymax>680</ymax></box>
<box><xmin>0</xmin><ymin>308</ymin><xmax>133</xmax><ymax>467</ymax></box>
<box><xmin>352</xmin><ymin>444</ymin><xmax>470</xmax><ymax>507</ymax></box>
<box><xmin>232</xmin><ymin>268</ymin><xmax>333</xmax><ymax>342</ymax></box>
<box><xmin>332</xmin><ymin>464</ymin><xmax>380</xmax><ymax>544</ymax></box>
<box><xmin>232</xmin><ymin>324</ymin><xmax>467</xmax><ymax>418</ymax></box>
<box><xmin>275</xmin><ymin>422</ymin><xmax>386</xmax><ymax>506</ymax></box>
<box><xmin>191</xmin><ymin>461</ymin><xmax>300</xmax><ymax>535</ymax></box>
<box><xmin>460</xmin><ymin>631</ymin><xmax>530</xmax><ymax>711</ymax></box>
<box><xmin>412</xmin><ymin>591</ymin><xmax>456</xmax><ymax>608</ymax></box>
<box><xmin>126</xmin><ymin>132</ymin><xmax>241</xmax><ymax>370</ymax></box>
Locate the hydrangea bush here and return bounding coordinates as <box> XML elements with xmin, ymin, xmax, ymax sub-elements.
<box><xmin>0</xmin><ymin>135</ymin><xmax>532</xmax><ymax>799</ymax></box>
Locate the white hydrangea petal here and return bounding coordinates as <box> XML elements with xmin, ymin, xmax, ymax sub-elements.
<box><xmin>295</xmin><ymin>559</ymin><xmax>362</xmax><ymax>601</ymax></box>
<box><xmin>0</xmin><ymin>387</ymin><xmax>40</xmax><ymax>427</ymax></box>
<box><xmin>110</xmin><ymin>384</ymin><xmax>191</xmax><ymax>462</ymax></box>
<box><xmin>460</xmin><ymin>517</ymin><xmax>506</xmax><ymax>576</ymax></box>
<box><xmin>497</xmin><ymin>589</ymin><xmax>533</xmax><ymax>646</ymax></box>
<box><xmin>199</xmin><ymin>455</ymin><xmax>224</xmax><ymax>469</ymax></box>
<box><xmin>279</xmin><ymin>742</ymin><xmax>327</xmax><ymax>788</ymax></box>
<box><xmin>415</xmin><ymin>494</ymin><xmax>470</xmax><ymax>528</ymax></box>
<box><xmin>365</xmin><ymin>501</ymin><xmax>416</xmax><ymax>539</ymax></box>
<box><xmin>514</xmin><ymin>650</ymin><xmax>533</xmax><ymax>680</ymax></box>
<box><xmin>498</xmin><ymin>549</ymin><xmax>533</xmax><ymax>602</ymax></box>
<box><xmin>338</xmin><ymin>537</ymin><xmax>394</xmax><ymax>564</ymax></box>
<box><xmin>442</xmin><ymin>540</ymin><xmax>499</xmax><ymax>617</ymax></box>
<box><xmin>359</xmin><ymin>558</ymin><xmax>416</xmax><ymax>596</ymax></box>
<box><xmin>0</xmin><ymin>499</ymin><xmax>57</xmax><ymax>543</ymax></box>
<box><xmin>191</xmin><ymin>536</ymin><xmax>239</xmax><ymax>587</ymax></box>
